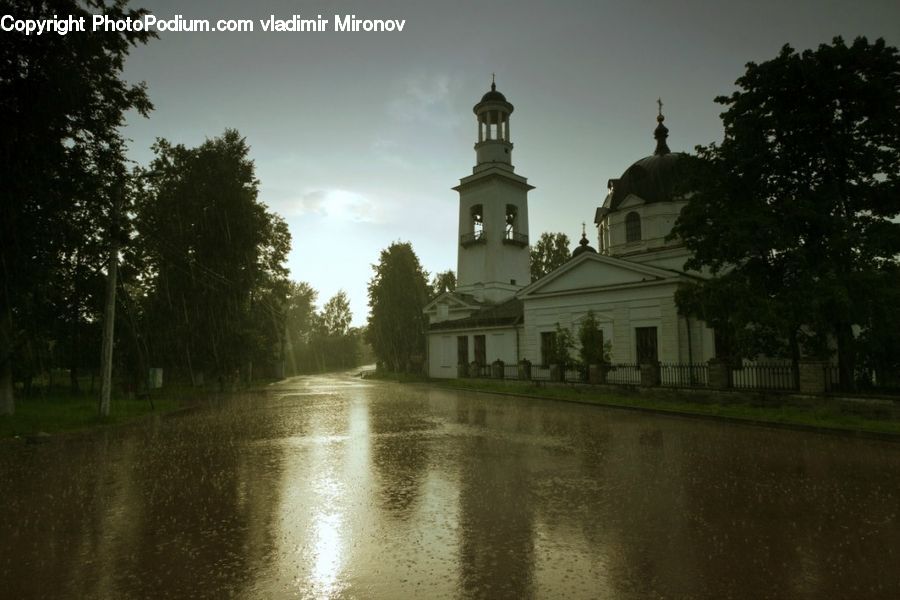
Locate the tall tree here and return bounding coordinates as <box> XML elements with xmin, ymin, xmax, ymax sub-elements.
<box><xmin>671</xmin><ymin>37</ymin><xmax>900</xmax><ymax>386</ymax></box>
<box><xmin>430</xmin><ymin>270</ymin><xmax>457</xmax><ymax>298</ymax></box>
<box><xmin>530</xmin><ymin>232</ymin><xmax>572</xmax><ymax>281</ymax></box>
<box><xmin>0</xmin><ymin>0</ymin><xmax>155</xmax><ymax>414</ymax></box>
<box><xmin>134</xmin><ymin>130</ymin><xmax>291</xmax><ymax>383</ymax></box>
<box><xmin>321</xmin><ymin>291</ymin><xmax>353</xmax><ymax>337</ymax></box>
<box><xmin>366</xmin><ymin>242</ymin><xmax>429</xmax><ymax>373</ymax></box>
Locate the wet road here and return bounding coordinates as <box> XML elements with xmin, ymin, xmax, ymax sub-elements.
<box><xmin>1</xmin><ymin>372</ymin><xmax>899</xmax><ymax>599</ymax></box>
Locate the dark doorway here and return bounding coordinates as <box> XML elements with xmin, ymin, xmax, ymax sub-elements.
<box><xmin>635</xmin><ymin>327</ymin><xmax>658</xmax><ymax>364</ymax></box>
<box><xmin>474</xmin><ymin>335</ymin><xmax>486</xmax><ymax>365</ymax></box>
<box><xmin>457</xmin><ymin>336</ymin><xmax>469</xmax><ymax>365</ymax></box>
<box><xmin>540</xmin><ymin>331</ymin><xmax>556</xmax><ymax>367</ymax></box>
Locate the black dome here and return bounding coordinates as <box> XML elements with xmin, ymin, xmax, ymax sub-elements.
<box><xmin>608</xmin><ymin>151</ymin><xmax>686</xmax><ymax>211</ymax></box>
<box><xmin>571</xmin><ymin>232</ymin><xmax>597</xmax><ymax>258</ymax></box>
<box><xmin>480</xmin><ymin>88</ymin><xmax>507</xmax><ymax>103</ymax></box>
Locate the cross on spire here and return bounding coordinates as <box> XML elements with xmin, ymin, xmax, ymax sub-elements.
<box><xmin>491</xmin><ymin>72</ymin><xmax>496</xmax><ymax>91</ymax></box>
<box><xmin>657</xmin><ymin>97</ymin><xmax>664</xmax><ymax>117</ymax></box>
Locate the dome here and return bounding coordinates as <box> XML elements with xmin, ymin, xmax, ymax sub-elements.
<box><xmin>474</xmin><ymin>80</ymin><xmax>513</xmax><ymax>113</ymax></box>
<box><xmin>480</xmin><ymin>86</ymin><xmax>507</xmax><ymax>103</ymax></box>
<box><xmin>572</xmin><ymin>232</ymin><xmax>597</xmax><ymax>258</ymax></box>
<box><xmin>607</xmin><ymin>113</ymin><xmax>686</xmax><ymax>211</ymax></box>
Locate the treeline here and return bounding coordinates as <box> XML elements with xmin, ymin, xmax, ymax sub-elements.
<box><xmin>284</xmin><ymin>285</ymin><xmax>370</xmax><ymax>375</ymax></box>
<box><xmin>0</xmin><ymin>0</ymin><xmax>366</xmax><ymax>416</ymax></box>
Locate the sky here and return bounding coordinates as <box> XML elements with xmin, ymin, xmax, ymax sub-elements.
<box><xmin>119</xmin><ymin>0</ymin><xmax>900</xmax><ymax>326</ymax></box>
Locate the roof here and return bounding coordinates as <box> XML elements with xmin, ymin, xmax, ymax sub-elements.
<box><xmin>607</xmin><ymin>113</ymin><xmax>687</xmax><ymax>211</ymax></box>
<box><xmin>428</xmin><ymin>297</ymin><xmax>523</xmax><ymax>331</ymax></box>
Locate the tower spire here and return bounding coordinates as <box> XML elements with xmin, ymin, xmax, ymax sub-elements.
<box><xmin>654</xmin><ymin>97</ymin><xmax>670</xmax><ymax>155</ymax></box>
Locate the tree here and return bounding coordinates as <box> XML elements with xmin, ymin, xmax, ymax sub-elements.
<box><xmin>430</xmin><ymin>270</ymin><xmax>457</xmax><ymax>298</ymax></box>
<box><xmin>322</xmin><ymin>291</ymin><xmax>352</xmax><ymax>337</ymax></box>
<box><xmin>578</xmin><ymin>311</ymin><xmax>609</xmax><ymax>365</ymax></box>
<box><xmin>530</xmin><ymin>232</ymin><xmax>571</xmax><ymax>281</ymax></box>
<box><xmin>134</xmin><ymin>130</ymin><xmax>291</xmax><ymax>383</ymax></box>
<box><xmin>0</xmin><ymin>0</ymin><xmax>155</xmax><ymax>414</ymax></box>
<box><xmin>671</xmin><ymin>37</ymin><xmax>900</xmax><ymax>387</ymax></box>
<box><xmin>366</xmin><ymin>242</ymin><xmax>429</xmax><ymax>373</ymax></box>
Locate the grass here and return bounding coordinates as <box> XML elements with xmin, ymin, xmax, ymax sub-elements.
<box><xmin>0</xmin><ymin>388</ymin><xmax>189</xmax><ymax>439</ymax></box>
<box><xmin>421</xmin><ymin>378</ymin><xmax>900</xmax><ymax>437</ymax></box>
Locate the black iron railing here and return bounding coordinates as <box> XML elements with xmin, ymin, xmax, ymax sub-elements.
<box><xmin>502</xmin><ymin>231</ymin><xmax>528</xmax><ymax>247</ymax></box>
<box><xmin>606</xmin><ymin>363</ymin><xmax>641</xmax><ymax>385</ymax></box>
<box><xmin>731</xmin><ymin>362</ymin><xmax>798</xmax><ymax>391</ymax></box>
<box><xmin>460</xmin><ymin>231</ymin><xmax>486</xmax><ymax>247</ymax></box>
<box><xmin>660</xmin><ymin>363</ymin><xmax>709</xmax><ymax>387</ymax></box>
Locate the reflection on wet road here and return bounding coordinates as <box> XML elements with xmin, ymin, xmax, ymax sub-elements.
<box><xmin>1</xmin><ymin>372</ymin><xmax>898</xmax><ymax>598</ymax></box>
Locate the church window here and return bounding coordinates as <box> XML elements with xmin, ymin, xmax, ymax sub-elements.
<box><xmin>635</xmin><ymin>327</ymin><xmax>658</xmax><ymax>364</ymax></box>
<box><xmin>540</xmin><ymin>331</ymin><xmax>556</xmax><ymax>367</ymax></box>
<box><xmin>505</xmin><ymin>204</ymin><xmax>517</xmax><ymax>238</ymax></box>
<box><xmin>457</xmin><ymin>336</ymin><xmax>469</xmax><ymax>366</ymax></box>
<box><xmin>471</xmin><ymin>204</ymin><xmax>484</xmax><ymax>239</ymax></box>
<box><xmin>474</xmin><ymin>335</ymin><xmax>486</xmax><ymax>365</ymax></box>
<box><xmin>625</xmin><ymin>211</ymin><xmax>642</xmax><ymax>242</ymax></box>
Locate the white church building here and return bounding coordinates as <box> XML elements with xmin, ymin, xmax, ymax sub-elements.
<box><xmin>424</xmin><ymin>82</ymin><xmax>717</xmax><ymax>378</ymax></box>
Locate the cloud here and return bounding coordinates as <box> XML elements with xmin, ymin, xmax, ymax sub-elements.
<box><xmin>288</xmin><ymin>189</ymin><xmax>385</xmax><ymax>223</ymax></box>
<box><xmin>387</xmin><ymin>73</ymin><xmax>461</xmax><ymax>128</ymax></box>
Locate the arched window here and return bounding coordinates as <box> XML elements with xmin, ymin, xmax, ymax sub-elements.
<box><xmin>471</xmin><ymin>204</ymin><xmax>484</xmax><ymax>239</ymax></box>
<box><xmin>625</xmin><ymin>211</ymin><xmax>641</xmax><ymax>242</ymax></box>
<box><xmin>505</xmin><ymin>204</ymin><xmax>517</xmax><ymax>238</ymax></box>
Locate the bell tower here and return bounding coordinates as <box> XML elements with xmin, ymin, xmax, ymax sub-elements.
<box><xmin>454</xmin><ymin>78</ymin><xmax>533</xmax><ymax>303</ymax></box>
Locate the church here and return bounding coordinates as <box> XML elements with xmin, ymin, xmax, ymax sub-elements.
<box><xmin>423</xmin><ymin>81</ymin><xmax>717</xmax><ymax>378</ymax></box>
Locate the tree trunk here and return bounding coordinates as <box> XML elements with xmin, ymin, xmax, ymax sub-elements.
<box><xmin>98</xmin><ymin>240</ymin><xmax>118</xmax><ymax>417</ymax></box>
<box><xmin>0</xmin><ymin>353</ymin><xmax>12</xmax><ymax>416</ymax></box>
<box><xmin>0</xmin><ymin>316</ymin><xmax>13</xmax><ymax>415</ymax></box>
<box><xmin>836</xmin><ymin>322</ymin><xmax>856</xmax><ymax>392</ymax></box>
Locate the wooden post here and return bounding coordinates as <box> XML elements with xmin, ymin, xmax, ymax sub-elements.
<box><xmin>98</xmin><ymin>188</ymin><xmax>120</xmax><ymax>417</ymax></box>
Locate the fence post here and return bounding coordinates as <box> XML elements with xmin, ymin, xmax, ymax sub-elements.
<box><xmin>798</xmin><ymin>360</ymin><xmax>827</xmax><ymax>394</ymax></box>
<box><xmin>518</xmin><ymin>359</ymin><xmax>532</xmax><ymax>381</ymax></box>
<box><xmin>491</xmin><ymin>359</ymin><xmax>505</xmax><ymax>379</ymax></box>
<box><xmin>550</xmin><ymin>364</ymin><xmax>562</xmax><ymax>382</ymax></box>
<box><xmin>589</xmin><ymin>362</ymin><xmax>610</xmax><ymax>384</ymax></box>
<box><xmin>640</xmin><ymin>362</ymin><xmax>661</xmax><ymax>387</ymax></box>
<box><xmin>469</xmin><ymin>361</ymin><xmax>480</xmax><ymax>378</ymax></box>
<box><xmin>708</xmin><ymin>358</ymin><xmax>731</xmax><ymax>389</ymax></box>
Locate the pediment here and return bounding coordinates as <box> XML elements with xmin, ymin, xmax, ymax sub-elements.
<box><xmin>518</xmin><ymin>253</ymin><xmax>679</xmax><ymax>298</ymax></box>
<box><xmin>423</xmin><ymin>291</ymin><xmax>481</xmax><ymax>314</ymax></box>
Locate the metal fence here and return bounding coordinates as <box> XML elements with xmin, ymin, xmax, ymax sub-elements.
<box><xmin>453</xmin><ymin>360</ymin><xmax>900</xmax><ymax>395</ymax></box>
<box><xmin>503</xmin><ymin>364</ymin><xmax>520</xmax><ymax>380</ymax></box>
<box><xmin>660</xmin><ymin>363</ymin><xmax>709</xmax><ymax>388</ymax></box>
<box><xmin>731</xmin><ymin>362</ymin><xmax>797</xmax><ymax>391</ymax></box>
<box><xmin>531</xmin><ymin>365</ymin><xmax>552</xmax><ymax>381</ymax></box>
<box><xmin>606</xmin><ymin>363</ymin><xmax>641</xmax><ymax>385</ymax></box>
<box><xmin>564</xmin><ymin>367</ymin><xmax>587</xmax><ymax>384</ymax></box>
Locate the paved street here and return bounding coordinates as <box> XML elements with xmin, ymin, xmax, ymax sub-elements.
<box><xmin>1</xmin><ymin>373</ymin><xmax>898</xmax><ymax>598</ymax></box>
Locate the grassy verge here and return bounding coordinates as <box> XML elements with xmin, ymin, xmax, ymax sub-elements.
<box><xmin>418</xmin><ymin>378</ymin><xmax>900</xmax><ymax>437</ymax></box>
<box><xmin>0</xmin><ymin>388</ymin><xmax>197</xmax><ymax>439</ymax></box>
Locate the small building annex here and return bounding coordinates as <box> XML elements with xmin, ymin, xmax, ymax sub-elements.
<box><xmin>424</xmin><ymin>83</ymin><xmax>716</xmax><ymax>378</ymax></box>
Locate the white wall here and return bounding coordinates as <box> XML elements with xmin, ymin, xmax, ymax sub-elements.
<box><xmin>521</xmin><ymin>281</ymin><xmax>712</xmax><ymax>365</ymax></box>
<box><xmin>427</xmin><ymin>326</ymin><xmax>521</xmax><ymax>378</ymax></box>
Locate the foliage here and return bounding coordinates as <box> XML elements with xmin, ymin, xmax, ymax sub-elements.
<box><xmin>670</xmin><ymin>37</ymin><xmax>900</xmax><ymax>384</ymax></box>
<box><xmin>366</xmin><ymin>242</ymin><xmax>430</xmax><ymax>373</ymax></box>
<box><xmin>548</xmin><ymin>323</ymin><xmax>575</xmax><ymax>368</ymax></box>
<box><xmin>430</xmin><ymin>270</ymin><xmax>457</xmax><ymax>298</ymax></box>
<box><xmin>133</xmin><ymin>130</ymin><xmax>291</xmax><ymax>382</ymax></box>
<box><xmin>322</xmin><ymin>291</ymin><xmax>352</xmax><ymax>337</ymax></box>
<box><xmin>284</xmin><ymin>285</ymin><xmax>362</xmax><ymax>374</ymax></box>
<box><xmin>578</xmin><ymin>311</ymin><xmax>610</xmax><ymax>365</ymax></box>
<box><xmin>0</xmin><ymin>0</ymin><xmax>155</xmax><ymax>414</ymax></box>
<box><xmin>530</xmin><ymin>232</ymin><xmax>571</xmax><ymax>281</ymax></box>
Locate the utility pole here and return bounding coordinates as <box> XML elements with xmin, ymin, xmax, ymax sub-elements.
<box><xmin>98</xmin><ymin>185</ymin><xmax>121</xmax><ymax>417</ymax></box>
